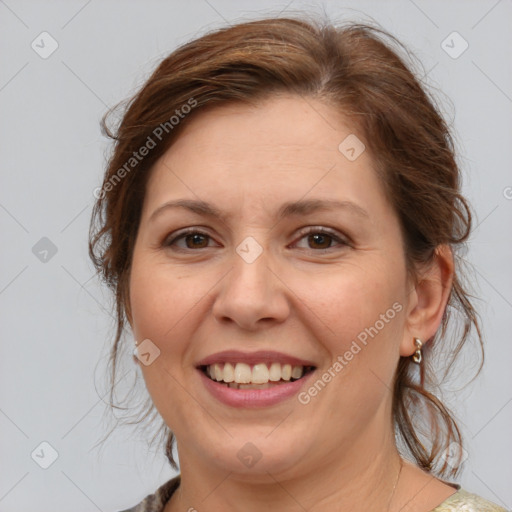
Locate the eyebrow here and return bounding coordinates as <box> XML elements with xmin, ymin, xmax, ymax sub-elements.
<box><xmin>149</xmin><ymin>198</ymin><xmax>369</xmax><ymax>223</ymax></box>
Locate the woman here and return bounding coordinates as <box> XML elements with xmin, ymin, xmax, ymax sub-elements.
<box><xmin>89</xmin><ymin>15</ymin><xmax>507</xmax><ymax>512</ymax></box>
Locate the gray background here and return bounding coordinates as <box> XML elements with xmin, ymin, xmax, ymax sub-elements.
<box><xmin>1</xmin><ymin>0</ymin><xmax>511</xmax><ymax>510</ymax></box>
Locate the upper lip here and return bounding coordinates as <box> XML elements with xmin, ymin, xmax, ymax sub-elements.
<box><xmin>196</xmin><ymin>350</ymin><xmax>317</xmax><ymax>368</ymax></box>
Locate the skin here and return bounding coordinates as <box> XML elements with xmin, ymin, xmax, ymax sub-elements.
<box><xmin>128</xmin><ymin>94</ymin><xmax>457</xmax><ymax>511</ymax></box>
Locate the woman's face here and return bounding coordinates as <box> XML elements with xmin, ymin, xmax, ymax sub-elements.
<box><xmin>129</xmin><ymin>94</ymin><xmax>418</xmax><ymax>479</ymax></box>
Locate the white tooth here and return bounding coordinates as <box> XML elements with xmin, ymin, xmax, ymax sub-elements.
<box><xmin>214</xmin><ymin>363</ymin><xmax>223</xmax><ymax>381</ymax></box>
<box><xmin>211</xmin><ymin>362</ymin><xmax>303</xmax><ymax>383</ymax></box>
<box><xmin>291</xmin><ymin>365</ymin><xmax>303</xmax><ymax>379</ymax></box>
<box><xmin>269</xmin><ymin>362</ymin><xmax>282</xmax><ymax>381</ymax></box>
<box><xmin>252</xmin><ymin>363</ymin><xmax>269</xmax><ymax>384</ymax></box>
<box><xmin>228</xmin><ymin>382</ymin><xmax>239</xmax><ymax>388</ymax></box>
<box><xmin>223</xmin><ymin>362</ymin><xmax>235</xmax><ymax>382</ymax></box>
<box><xmin>281</xmin><ymin>363</ymin><xmax>292</xmax><ymax>380</ymax></box>
<box><xmin>234</xmin><ymin>363</ymin><xmax>252</xmax><ymax>383</ymax></box>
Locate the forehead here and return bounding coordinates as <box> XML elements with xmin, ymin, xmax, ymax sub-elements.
<box><xmin>168</xmin><ymin>94</ymin><xmax>352</xmax><ymax>161</ymax></box>
<box><xmin>141</xmin><ymin>94</ymin><xmax>386</xmax><ymax>220</ymax></box>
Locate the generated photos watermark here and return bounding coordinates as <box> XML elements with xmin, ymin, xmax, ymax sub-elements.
<box><xmin>298</xmin><ymin>301</ymin><xmax>403</xmax><ymax>404</ymax></box>
<box><xmin>93</xmin><ymin>97</ymin><xmax>198</xmax><ymax>200</ymax></box>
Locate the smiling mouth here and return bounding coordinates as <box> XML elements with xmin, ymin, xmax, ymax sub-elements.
<box><xmin>199</xmin><ymin>362</ymin><xmax>316</xmax><ymax>390</ymax></box>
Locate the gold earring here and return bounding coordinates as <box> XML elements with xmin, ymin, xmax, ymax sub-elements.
<box><xmin>412</xmin><ymin>338</ymin><xmax>423</xmax><ymax>364</ymax></box>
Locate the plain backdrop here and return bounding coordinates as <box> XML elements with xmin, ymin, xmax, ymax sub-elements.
<box><xmin>1</xmin><ymin>1</ymin><xmax>511</xmax><ymax>510</ymax></box>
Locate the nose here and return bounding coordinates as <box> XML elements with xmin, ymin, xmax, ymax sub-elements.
<box><xmin>212</xmin><ymin>246</ymin><xmax>290</xmax><ymax>331</ymax></box>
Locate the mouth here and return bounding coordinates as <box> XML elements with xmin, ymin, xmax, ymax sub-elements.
<box><xmin>198</xmin><ymin>362</ymin><xmax>317</xmax><ymax>390</ymax></box>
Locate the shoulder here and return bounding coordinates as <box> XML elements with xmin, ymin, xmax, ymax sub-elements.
<box><xmin>116</xmin><ymin>475</ymin><xmax>181</xmax><ymax>512</ymax></box>
<box><xmin>432</xmin><ymin>488</ymin><xmax>509</xmax><ymax>512</ymax></box>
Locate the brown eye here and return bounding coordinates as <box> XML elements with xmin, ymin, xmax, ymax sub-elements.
<box><xmin>164</xmin><ymin>230</ymin><xmax>215</xmax><ymax>250</ymax></box>
<box><xmin>307</xmin><ymin>233</ymin><xmax>334</xmax><ymax>250</ymax></box>
<box><xmin>183</xmin><ymin>233</ymin><xmax>210</xmax><ymax>249</ymax></box>
<box><xmin>293</xmin><ymin>227</ymin><xmax>349</xmax><ymax>251</ymax></box>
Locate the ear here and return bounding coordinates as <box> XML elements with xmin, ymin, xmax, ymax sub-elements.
<box><xmin>400</xmin><ymin>244</ymin><xmax>454</xmax><ymax>357</ymax></box>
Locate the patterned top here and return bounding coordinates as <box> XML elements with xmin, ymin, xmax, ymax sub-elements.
<box><xmin>118</xmin><ymin>475</ymin><xmax>509</xmax><ymax>512</ymax></box>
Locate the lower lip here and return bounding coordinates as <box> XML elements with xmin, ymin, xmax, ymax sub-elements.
<box><xmin>198</xmin><ymin>369</ymin><xmax>315</xmax><ymax>408</ymax></box>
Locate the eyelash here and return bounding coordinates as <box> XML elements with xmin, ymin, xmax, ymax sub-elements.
<box><xmin>163</xmin><ymin>226</ymin><xmax>350</xmax><ymax>252</ymax></box>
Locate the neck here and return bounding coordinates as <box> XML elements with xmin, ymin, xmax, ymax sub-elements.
<box><xmin>166</xmin><ymin>420</ymin><xmax>403</xmax><ymax>512</ymax></box>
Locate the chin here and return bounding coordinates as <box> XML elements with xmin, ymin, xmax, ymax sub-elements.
<box><xmin>195</xmin><ymin>433</ymin><xmax>311</xmax><ymax>480</ymax></box>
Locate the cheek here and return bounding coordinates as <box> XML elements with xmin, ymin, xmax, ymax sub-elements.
<box><xmin>291</xmin><ymin>260</ymin><xmax>405</xmax><ymax>390</ymax></box>
<box><xmin>128</xmin><ymin>259</ymin><xmax>201</xmax><ymax>419</ymax></box>
<box><xmin>129</xmin><ymin>255</ymin><xmax>194</xmax><ymax>342</ymax></box>
<box><xmin>299</xmin><ymin>266</ymin><xmax>401</xmax><ymax>339</ymax></box>
<box><xmin>129</xmin><ymin>274</ymin><xmax>167</xmax><ymax>342</ymax></box>
<box><xmin>128</xmin><ymin>254</ymin><xmax>217</xmax><ymax>394</ymax></box>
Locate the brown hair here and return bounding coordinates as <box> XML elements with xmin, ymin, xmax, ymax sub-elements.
<box><xmin>89</xmin><ymin>15</ymin><xmax>483</xmax><ymax>476</ymax></box>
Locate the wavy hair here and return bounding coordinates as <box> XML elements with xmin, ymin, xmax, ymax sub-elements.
<box><xmin>89</xmin><ymin>15</ymin><xmax>483</xmax><ymax>476</ymax></box>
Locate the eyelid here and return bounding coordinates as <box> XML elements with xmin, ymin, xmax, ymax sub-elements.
<box><xmin>163</xmin><ymin>227</ymin><xmax>218</xmax><ymax>248</ymax></box>
<box><xmin>163</xmin><ymin>225</ymin><xmax>351</xmax><ymax>251</ymax></box>
<box><xmin>291</xmin><ymin>226</ymin><xmax>350</xmax><ymax>249</ymax></box>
